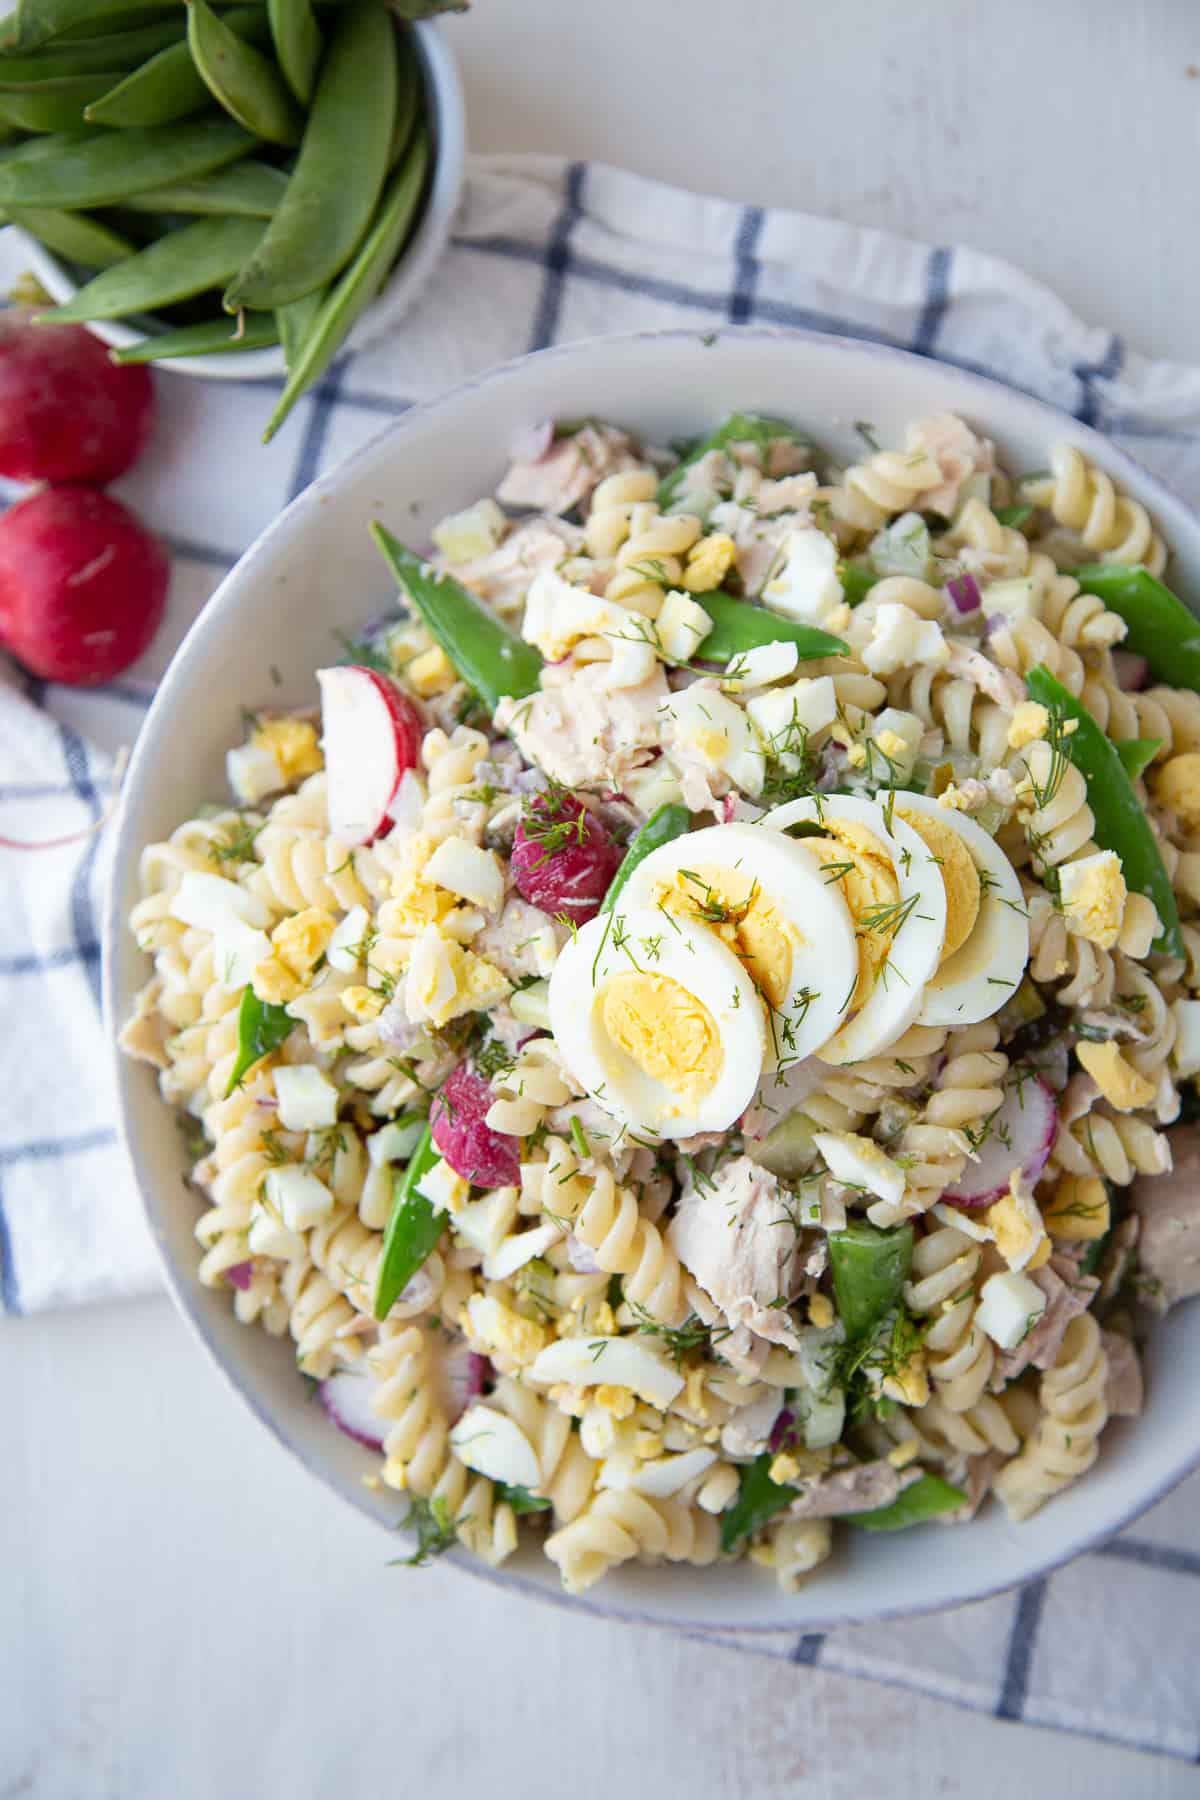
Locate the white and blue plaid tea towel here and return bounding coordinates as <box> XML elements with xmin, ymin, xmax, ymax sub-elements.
<box><xmin>2</xmin><ymin>152</ymin><xmax>1199</xmax><ymax>1760</ymax></box>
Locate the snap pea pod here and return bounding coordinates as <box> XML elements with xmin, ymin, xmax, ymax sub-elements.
<box><xmin>118</xmin><ymin>157</ymin><xmax>288</xmax><ymax>217</ymax></box>
<box><xmin>275</xmin><ymin>288</ymin><xmax>323</xmax><ymax>373</ymax></box>
<box><xmin>387</xmin><ymin>26</ymin><xmax>419</xmax><ymax>166</ymax></box>
<box><xmin>4</xmin><ymin>202</ymin><xmax>136</xmax><ymax>267</ymax></box>
<box><xmin>0</xmin><ymin>73</ymin><xmax>116</xmax><ymax>130</ymax></box>
<box><xmin>39</xmin><ymin>212</ymin><xmax>266</xmax><ymax>320</ymax></box>
<box><xmin>263</xmin><ymin>126</ymin><xmax>427</xmax><ymax>439</ymax></box>
<box><xmin>600</xmin><ymin>804</ymin><xmax>691</xmax><ymax>916</ymax></box>
<box><xmin>1115</xmin><ymin>738</ymin><xmax>1162</xmax><ymax>782</ymax></box>
<box><xmin>86</xmin><ymin>7</ymin><xmax>272</xmax><ymax>128</ymax></box>
<box><xmin>110</xmin><ymin>311</ymin><xmax>281</xmax><ymax>361</ymax></box>
<box><xmin>690</xmin><ymin>587</ymin><xmax>848</xmax><ymax>663</ymax></box>
<box><xmin>657</xmin><ymin>411</ymin><xmax>822</xmax><ymax>510</ymax></box>
<box><xmin>187</xmin><ymin>0</ymin><xmax>303</xmax><ymax>146</ymax></box>
<box><xmin>839</xmin><ymin>560</ymin><xmax>878</xmax><ymax>606</ymax></box>
<box><xmin>12</xmin><ymin>0</ymin><xmax>191</xmax><ymax>53</ymax></box>
<box><xmin>225</xmin><ymin>986</ymin><xmax>294</xmax><ymax>1095</ymax></box>
<box><xmin>0</xmin><ymin>19</ymin><xmax>185</xmax><ymax>83</ymax></box>
<box><xmin>224</xmin><ymin>0</ymin><xmax>397</xmax><ymax>311</ymax></box>
<box><xmin>1024</xmin><ymin>663</ymin><xmax>1182</xmax><ymax>957</ymax></box>
<box><xmin>719</xmin><ymin>1453</ymin><xmax>795</xmax><ymax>1552</ymax></box>
<box><xmin>1068</xmin><ymin>562</ymin><xmax>1200</xmax><ymax>692</ymax></box>
<box><xmin>828</xmin><ymin>1221</ymin><xmax>914</xmax><ymax>1341</ymax></box>
<box><xmin>268</xmin><ymin>0</ymin><xmax>322</xmax><ymax>105</ymax></box>
<box><xmin>847</xmin><ymin>1473</ymin><xmax>966</xmax><ymax>1531</ymax></box>
<box><xmin>371</xmin><ymin>524</ymin><xmax>546</xmax><ymax>711</ymax></box>
<box><xmin>0</xmin><ymin>116</ymin><xmax>254</xmax><ymax>208</ymax></box>
<box><xmin>374</xmin><ymin>1124</ymin><xmax>443</xmax><ymax>1320</ymax></box>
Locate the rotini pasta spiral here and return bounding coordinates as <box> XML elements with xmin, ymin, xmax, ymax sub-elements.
<box><xmin>1021</xmin><ymin>443</ymin><xmax>1167</xmax><ymax>576</ymax></box>
<box><xmin>992</xmin><ymin>1313</ymin><xmax>1109</xmax><ymax>1520</ymax></box>
<box><xmin>903</xmin><ymin>1224</ymin><xmax>995</xmax><ymax>1412</ymax></box>
<box><xmin>544</xmin><ymin>1489</ymin><xmax>721</xmax><ymax>1593</ymax></box>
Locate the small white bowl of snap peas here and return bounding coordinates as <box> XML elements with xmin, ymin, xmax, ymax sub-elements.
<box><xmin>5</xmin><ymin>4</ymin><xmax>465</xmax><ymax>432</ymax></box>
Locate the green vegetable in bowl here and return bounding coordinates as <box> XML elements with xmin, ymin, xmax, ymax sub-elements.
<box><xmin>599</xmin><ymin>803</ymin><xmax>692</xmax><ymax>916</ymax></box>
<box><xmin>374</xmin><ymin>1124</ymin><xmax>444</xmax><ymax>1320</ymax></box>
<box><xmin>225</xmin><ymin>985</ymin><xmax>294</xmax><ymax>1095</ymax></box>
<box><xmin>657</xmin><ymin>411</ymin><xmax>821</xmax><ymax>510</ymax></box>
<box><xmin>690</xmin><ymin>588</ymin><xmax>848</xmax><ymax>662</ymax></box>
<box><xmin>828</xmin><ymin>1221</ymin><xmax>914</xmax><ymax>1341</ymax></box>
<box><xmin>1069</xmin><ymin>562</ymin><xmax>1200</xmax><ymax>691</ymax></box>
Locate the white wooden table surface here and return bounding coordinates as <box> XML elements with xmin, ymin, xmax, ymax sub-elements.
<box><xmin>6</xmin><ymin>1</ymin><xmax>1200</xmax><ymax>1795</ymax></box>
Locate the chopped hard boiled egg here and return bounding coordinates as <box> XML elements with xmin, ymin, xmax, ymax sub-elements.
<box><xmin>522</xmin><ymin>566</ymin><xmax>650</xmax><ymax>664</ymax></box>
<box><xmin>662</xmin><ymin>684</ymin><xmax>766</xmax><ymax>795</ymax></box>
<box><xmin>861</xmin><ymin>603</ymin><xmax>949</xmax><ymax>676</ymax></box>
<box><xmin>761</xmin><ymin>526</ymin><xmax>843</xmax><ymax>623</ymax></box>
<box><xmin>1075</xmin><ymin>1039</ymin><xmax>1157</xmax><ymax>1113</ymax></box>
<box><xmin>894</xmin><ymin>792</ymin><xmax>1030</xmax><ymax>1029</ymax></box>
<box><xmin>273</xmin><ymin>1065</ymin><xmax>338</xmax><ymax>1132</ymax></box>
<box><xmin>744</xmin><ymin>675</ymin><xmax>838</xmax><ymax>753</ymax></box>
<box><xmin>1058</xmin><ymin>850</ymin><xmax>1126</xmax><ymax>950</ymax></box>
<box><xmin>619</xmin><ymin>821</ymin><xmax>858</xmax><ymax>1069</ymax></box>
<box><xmin>895</xmin><ymin>801</ymin><xmax>979</xmax><ymax>961</ymax></box>
<box><xmin>722</xmin><ymin>640</ymin><xmax>799</xmax><ymax>692</ymax></box>
<box><xmin>656</xmin><ymin>589</ymin><xmax>714</xmax><ymax>662</ymax></box>
<box><xmin>449</xmin><ymin>1402</ymin><xmax>542</xmax><ymax>1490</ymax></box>
<box><xmin>526</xmin><ymin>1335</ymin><xmax>685</xmax><ymax>1409</ymax></box>
<box><xmin>432</xmin><ymin>497</ymin><xmax>506</xmax><ymax>564</ymax></box>
<box><xmin>813</xmin><ymin>1130</ymin><xmax>905</xmax><ymax>1206</ymax></box>
<box><xmin>547</xmin><ymin>904</ymin><xmax>766</xmax><ymax>1138</ymax></box>
<box><xmin>424</xmin><ymin>836</ymin><xmax>505</xmax><ymax>913</ymax></box>
<box><xmin>976</xmin><ymin>1270</ymin><xmax>1046</xmax><ymax>1351</ymax></box>
<box><xmin>263</xmin><ymin>1164</ymin><xmax>335</xmax><ymax>1232</ymax></box>
<box><xmin>169</xmin><ymin>870</ymin><xmax>271</xmax><ymax>935</ymax></box>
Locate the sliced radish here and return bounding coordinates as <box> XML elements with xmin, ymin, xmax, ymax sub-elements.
<box><xmin>319</xmin><ymin>1370</ymin><xmax>385</xmax><ymax>1449</ymax></box>
<box><xmin>1112</xmin><ymin>650</ymin><xmax>1150</xmax><ymax>693</ymax></box>
<box><xmin>316</xmin><ymin>665</ymin><xmax>423</xmax><ymax>845</ymax></box>
<box><xmin>944</xmin><ymin>1071</ymin><xmax>1057</xmax><ymax>1208</ymax></box>
<box><xmin>440</xmin><ymin>1342</ymin><xmax>489</xmax><ymax>1424</ymax></box>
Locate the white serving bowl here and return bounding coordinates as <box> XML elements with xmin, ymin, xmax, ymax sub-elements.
<box><xmin>19</xmin><ymin>21</ymin><xmax>464</xmax><ymax>382</ymax></box>
<box><xmin>104</xmin><ymin>327</ymin><xmax>1200</xmax><ymax>1633</ymax></box>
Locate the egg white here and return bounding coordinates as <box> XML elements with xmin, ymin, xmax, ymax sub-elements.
<box><xmin>547</xmin><ymin>904</ymin><xmax>766</xmax><ymax>1138</ymax></box>
<box><xmin>894</xmin><ymin>792</ymin><xmax>1030</xmax><ymax>1027</ymax></box>
<box><xmin>761</xmin><ymin>794</ymin><xmax>947</xmax><ymax>1062</ymax></box>
<box><xmin>619</xmin><ymin>820</ymin><xmax>858</xmax><ymax>1070</ymax></box>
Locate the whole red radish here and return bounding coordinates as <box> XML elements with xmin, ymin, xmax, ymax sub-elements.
<box><xmin>511</xmin><ymin>788</ymin><xmax>622</xmax><ymax>923</ymax></box>
<box><xmin>431</xmin><ymin>1063</ymin><xmax>522</xmax><ymax>1189</ymax></box>
<box><xmin>317</xmin><ymin>664</ymin><xmax>424</xmax><ymax>845</ymax></box>
<box><xmin>0</xmin><ymin>485</ymin><xmax>168</xmax><ymax>686</ymax></box>
<box><xmin>0</xmin><ymin>312</ymin><xmax>154</xmax><ymax>483</ymax></box>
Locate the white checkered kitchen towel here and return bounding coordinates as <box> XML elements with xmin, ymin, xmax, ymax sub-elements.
<box><xmin>3</xmin><ymin>153</ymin><xmax>1200</xmax><ymax>1760</ymax></box>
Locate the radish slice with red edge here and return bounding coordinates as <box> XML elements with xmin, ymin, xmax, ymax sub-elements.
<box><xmin>943</xmin><ymin>1071</ymin><xmax>1057</xmax><ymax>1208</ymax></box>
<box><xmin>319</xmin><ymin>1371</ymin><xmax>385</xmax><ymax>1449</ymax></box>
<box><xmin>440</xmin><ymin>1343</ymin><xmax>489</xmax><ymax>1424</ymax></box>
<box><xmin>316</xmin><ymin>665</ymin><xmax>423</xmax><ymax>845</ymax></box>
<box><xmin>1112</xmin><ymin>650</ymin><xmax>1150</xmax><ymax>692</ymax></box>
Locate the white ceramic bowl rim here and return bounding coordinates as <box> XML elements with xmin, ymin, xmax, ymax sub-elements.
<box><xmin>104</xmin><ymin>324</ymin><xmax>1200</xmax><ymax>1634</ymax></box>
<box><xmin>19</xmin><ymin>19</ymin><xmax>465</xmax><ymax>383</ymax></box>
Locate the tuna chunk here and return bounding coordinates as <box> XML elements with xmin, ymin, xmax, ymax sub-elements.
<box><xmin>1101</xmin><ymin>1330</ymin><xmax>1144</xmax><ymax>1417</ymax></box>
<box><xmin>667</xmin><ymin>1155</ymin><xmax>803</xmax><ymax>1355</ymax></box>
<box><xmin>117</xmin><ymin>978</ymin><xmax>169</xmax><ymax>1068</ymax></box>
<box><xmin>1132</xmin><ymin>1127</ymin><xmax>1200</xmax><ymax>1314</ymax></box>
<box><xmin>494</xmin><ymin>663</ymin><xmax>669</xmax><ymax>790</ymax></box>
<box><xmin>451</xmin><ymin>517</ymin><xmax>583</xmax><ymax>614</ymax></box>
<box><xmin>786</xmin><ymin>1459</ymin><xmax>904</xmax><ymax>1520</ymax></box>
<box><xmin>945</xmin><ymin>639</ymin><xmax>1025</xmax><ymax>712</ymax></box>
<box><xmin>496</xmin><ymin>424</ymin><xmax>636</xmax><ymax>515</ymax></box>
<box><xmin>906</xmin><ymin>413</ymin><xmax>995</xmax><ymax>519</ymax></box>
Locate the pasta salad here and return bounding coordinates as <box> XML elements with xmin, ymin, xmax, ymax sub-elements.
<box><xmin>121</xmin><ymin>410</ymin><xmax>1200</xmax><ymax>1593</ymax></box>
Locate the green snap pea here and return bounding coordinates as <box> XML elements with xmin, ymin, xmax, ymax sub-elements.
<box><xmin>374</xmin><ymin>1124</ymin><xmax>444</xmax><ymax>1320</ymax></box>
<box><xmin>87</xmin><ymin>7</ymin><xmax>272</xmax><ymax>128</ymax></box>
<box><xmin>600</xmin><ymin>804</ymin><xmax>692</xmax><ymax>916</ymax></box>
<box><xmin>828</xmin><ymin>1221</ymin><xmax>914</xmax><ymax>1341</ymax></box>
<box><xmin>1115</xmin><ymin>738</ymin><xmax>1162</xmax><ymax>782</ymax></box>
<box><xmin>118</xmin><ymin>157</ymin><xmax>288</xmax><ymax>217</ymax></box>
<box><xmin>657</xmin><ymin>411</ymin><xmax>823</xmax><ymax>510</ymax></box>
<box><xmin>690</xmin><ymin>587</ymin><xmax>848</xmax><ymax>663</ymax></box>
<box><xmin>848</xmin><ymin>1473</ymin><xmax>966</xmax><ymax>1531</ymax></box>
<box><xmin>0</xmin><ymin>116</ymin><xmax>254</xmax><ymax>208</ymax></box>
<box><xmin>12</xmin><ymin>0</ymin><xmax>188</xmax><ymax>54</ymax></box>
<box><xmin>1024</xmin><ymin>664</ymin><xmax>1182</xmax><ymax>957</ymax></box>
<box><xmin>187</xmin><ymin>0</ymin><xmax>303</xmax><ymax>147</ymax></box>
<box><xmin>268</xmin><ymin>0</ymin><xmax>322</xmax><ymax>105</ymax></box>
<box><xmin>39</xmin><ymin>212</ymin><xmax>267</xmax><ymax>320</ymax></box>
<box><xmin>0</xmin><ymin>20</ymin><xmax>185</xmax><ymax>83</ymax></box>
<box><xmin>839</xmin><ymin>560</ymin><xmax>878</xmax><ymax>606</ymax></box>
<box><xmin>224</xmin><ymin>0</ymin><xmax>398</xmax><ymax>311</ymax></box>
<box><xmin>263</xmin><ymin>126</ymin><xmax>428</xmax><ymax>439</ymax></box>
<box><xmin>0</xmin><ymin>74</ymin><xmax>115</xmax><ymax>131</ymax></box>
<box><xmin>110</xmin><ymin>311</ymin><xmax>281</xmax><ymax>361</ymax></box>
<box><xmin>387</xmin><ymin>26</ymin><xmax>420</xmax><ymax>167</ymax></box>
<box><xmin>225</xmin><ymin>986</ymin><xmax>294</xmax><ymax>1096</ymax></box>
<box><xmin>719</xmin><ymin>1453</ymin><xmax>795</xmax><ymax>1552</ymax></box>
<box><xmin>4</xmin><ymin>202</ymin><xmax>136</xmax><ymax>267</ymax></box>
<box><xmin>371</xmin><ymin>524</ymin><xmax>546</xmax><ymax>711</ymax></box>
<box><xmin>275</xmin><ymin>288</ymin><xmax>324</xmax><ymax>372</ymax></box>
<box><xmin>1069</xmin><ymin>562</ymin><xmax>1200</xmax><ymax>692</ymax></box>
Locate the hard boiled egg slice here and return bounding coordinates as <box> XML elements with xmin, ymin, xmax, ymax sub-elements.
<box><xmin>894</xmin><ymin>792</ymin><xmax>1030</xmax><ymax>1027</ymax></box>
<box><xmin>618</xmin><ymin>820</ymin><xmax>857</xmax><ymax>1070</ymax></box>
<box><xmin>548</xmin><ymin>904</ymin><xmax>765</xmax><ymax>1138</ymax></box>
<box><xmin>761</xmin><ymin>794</ymin><xmax>946</xmax><ymax>1063</ymax></box>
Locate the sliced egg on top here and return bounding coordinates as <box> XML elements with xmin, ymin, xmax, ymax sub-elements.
<box><xmin>548</xmin><ymin>904</ymin><xmax>765</xmax><ymax>1138</ymax></box>
<box><xmin>893</xmin><ymin>791</ymin><xmax>1030</xmax><ymax>1027</ymax></box>
<box><xmin>619</xmin><ymin>820</ymin><xmax>857</xmax><ymax>1070</ymax></box>
<box><xmin>761</xmin><ymin>794</ymin><xmax>947</xmax><ymax>1063</ymax></box>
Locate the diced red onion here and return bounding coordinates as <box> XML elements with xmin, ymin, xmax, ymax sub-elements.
<box><xmin>946</xmin><ymin>573</ymin><xmax>982</xmax><ymax>615</ymax></box>
<box><xmin>768</xmin><ymin>1407</ymin><xmax>796</xmax><ymax>1453</ymax></box>
<box><xmin>1112</xmin><ymin>650</ymin><xmax>1150</xmax><ymax>692</ymax></box>
<box><xmin>225</xmin><ymin>1261</ymin><xmax>254</xmax><ymax>1291</ymax></box>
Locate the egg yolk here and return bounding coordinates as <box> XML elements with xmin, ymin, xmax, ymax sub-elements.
<box><xmin>896</xmin><ymin>807</ymin><xmax>980</xmax><ymax>962</ymax></box>
<box><xmin>654</xmin><ymin>865</ymin><xmax>797</xmax><ymax>1009</ymax></box>
<box><xmin>599</xmin><ymin>972</ymin><xmax>723</xmax><ymax>1109</ymax></box>
<box><xmin>795</xmin><ymin>818</ymin><xmax>899</xmax><ymax>1011</ymax></box>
